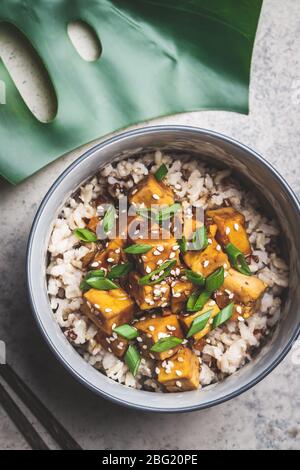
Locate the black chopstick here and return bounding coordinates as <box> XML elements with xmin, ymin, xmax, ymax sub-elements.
<box><xmin>0</xmin><ymin>380</ymin><xmax>49</xmax><ymax>450</ymax></box>
<box><xmin>0</xmin><ymin>364</ymin><xmax>82</xmax><ymax>450</ymax></box>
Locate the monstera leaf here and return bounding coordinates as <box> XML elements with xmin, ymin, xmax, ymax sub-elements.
<box><xmin>0</xmin><ymin>0</ymin><xmax>263</xmax><ymax>184</ymax></box>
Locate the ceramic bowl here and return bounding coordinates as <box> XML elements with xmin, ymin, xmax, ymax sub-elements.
<box><xmin>27</xmin><ymin>126</ymin><xmax>300</xmax><ymax>412</ymax></box>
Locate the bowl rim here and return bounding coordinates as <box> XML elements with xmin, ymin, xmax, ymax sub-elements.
<box><xmin>26</xmin><ymin>125</ymin><xmax>300</xmax><ymax>412</ymax></box>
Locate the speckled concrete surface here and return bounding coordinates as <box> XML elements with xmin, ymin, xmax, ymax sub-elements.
<box><xmin>0</xmin><ymin>0</ymin><xmax>299</xmax><ymax>450</ymax></box>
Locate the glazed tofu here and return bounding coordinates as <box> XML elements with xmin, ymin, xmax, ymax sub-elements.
<box><xmin>157</xmin><ymin>347</ymin><xmax>200</xmax><ymax>392</ymax></box>
<box><xmin>171</xmin><ymin>279</ymin><xmax>195</xmax><ymax>314</ymax></box>
<box><xmin>128</xmin><ymin>272</ymin><xmax>170</xmax><ymax>310</ymax></box>
<box><xmin>96</xmin><ymin>330</ymin><xmax>128</xmax><ymax>358</ymax></box>
<box><xmin>180</xmin><ymin>301</ymin><xmax>220</xmax><ymax>341</ymax></box>
<box><xmin>206</xmin><ymin>207</ymin><xmax>251</xmax><ymax>255</ymax></box>
<box><xmin>183</xmin><ymin>238</ymin><xmax>229</xmax><ymax>277</ymax></box>
<box><xmin>134</xmin><ymin>236</ymin><xmax>180</xmax><ymax>274</ymax></box>
<box><xmin>214</xmin><ymin>289</ymin><xmax>254</xmax><ymax>320</ymax></box>
<box><xmin>129</xmin><ymin>174</ymin><xmax>175</xmax><ymax>208</ymax></box>
<box><xmin>134</xmin><ymin>314</ymin><xmax>183</xmax><ymax>360</ymax></box>
<box><xmin>92</xmin><ymin>238</ymin><xmax>126</xmax><ymax>271</ymax></box>
<box><xmin>87</xmin><ymin>216</ymin><xmax>100</xmax><ymax>233</ymax></box>
<box><xmin>83</xmin><ymin>288</ymin><xmax>135</xmax><ymax>335</ymax></box>
<box><xmin>222</xmin><ymin>268</ymin><xmax>267</xmax><ymax>306</ymax></box>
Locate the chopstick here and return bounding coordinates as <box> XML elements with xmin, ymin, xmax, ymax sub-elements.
<box><xmin>0</xmin><ymin>380</ymin><xmax>49</xmax><ymax>450</ymax></box>
<box><xmin>0</xmin><ymin>364</ymin><xmax>82</xmax><ymax>450</ymax></box>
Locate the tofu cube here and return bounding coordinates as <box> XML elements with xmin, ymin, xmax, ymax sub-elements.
<box><xmin>96</xmin><ymin>330</ymin><xmax>128</xmax><ymax>358</ymax></box>
<box><xmin>157</xmin><ymin>347</ymin><xmax>200</xmax><ymax>392</ymax></box>
<box><xmin>92</xmin><ymin>238</ymin><xmax>126</xmax><ymax>271</ymax></box>
<box><xmin>171</xmin><ymin>280</ymin><xmax>195</xmax><ymax>314</ymax></box>
<box><xmin>180</xmin><ymin>301</ymin><xmax>220</xmax><ymax>341</ymax></box>
<box><xmin>134</xmin><ymin>314</ymin><xmax>183</xmax><ymax>360</ymax></box>
<box><xmin>83</xmin><ymin>288</ymin><xmax>135</xmax><ymax>335</ymax></box>
<box><xmin>183</xmin><ymin>238</ymin><xmax>229</xmax><ymax>277</ymax></box>
<box><xmin>222</xmin><ymin>268</ymin><xmax>267</xmax><ymax>306</ymax></box>
<box><xmin>129</xmin><ymin>174</ymin><xmax>175</xmax><ymax>208</ymax></box>
<box><xmin>206</xmin><ymin>207</ymin><xmax>251</xmax><ymax>255</ymax></box>
<box><xmin>128</xmin><ymin>272</ymin><xmax>171</xmax><ymax>310</ymax></box>
<box><xmin>134</xmin><ymin>236</ymin><xmax>180</xmax><ymax>275</ymax></box>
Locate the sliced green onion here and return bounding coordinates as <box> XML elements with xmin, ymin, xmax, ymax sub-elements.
<box><xmin>155</xmin><ymin>203</ymin><xmax>181</xmax><ymax>222</ymax></box>
<box><xmin>102</xmin><ymin>205</ymin><xmax>116</xmax><ymax>234</ymax></box>
<box><xmin>150</xmin><ymin>336</ymin><xmax>183</xmax><ymax>353</ymax></box>
<box><xmin>193</xmin><ymin>290</ymin><xmax>212</xmax><ymax>311</ymax></box>
<box><xmin>155</xmin><ymin>163</ymin><xmax>168</xmax><ymax>181</ymax></box>
<box><xmin>85</xmin><ymin>277</ymin><xmax>118</xmax><ymax>290</ymax></box>
<box><xmin>80</xmin><ymin>269</ymin><xmax>105</xmax><ymax>290</ymax></box>
<box><xmin>205</xmin><ymin>267</ymin><xmax>224</xmax><ymax>292</ymax></box>
<box><xmin>73</xmin><ymin>228</ymin><xmax>97</xmax><ymax>242</ymax></box>
<box><xmin>136</xmin><ymin>207</ymin><xmax>153</xmax><ymax>220</ymax></box>
<box><xmin>107</xmin><ymin>262</ymin><xmax>133</xmax><ymax>280</ymax></box>
<box><xmin>177</xmin><ymin>236</ymin><xmax>187</xmax><ymax>254</ymax></box>
<box><xmin>191</xmin><ymin>225</ymin><xmax>208</xmax><ymax>251</ymax></box>
<box><xmin>124</xmin><ymin>244</ymin><xmax>152</xmax><ymax>254</ymax></box>
<box><xmin>138</xmin><ymin>259</ymin><xmax>176</xmax><ymax>285</ymax></box>
<box><xmin>225</xmin><ymin>243</ymin><xmax>251</xmax><ymax>276</ymax></box>
<box><xmin>186</xmin><ymin>309</ymin><xmax>213</xmax><ymax>338</ymax></box>
<box><xmin>186</xmin><ymin>291</ymin><xmax>199</xmax><ymax>311</ymax></box>
<box><xmin>185</xmin><ymin>269</ymin><xmax>205</xmax><ymax>286</ymax></box>
<box><xmin>212</xmin><ymin>302</ymin><xmax>234</xmax><ymax>329</ymax></box>
<box><xmin>113</xmin><ymin>324</ymin><xmax>138</xmax><ymax>340</ymax></box>
<box><xmin>124</xmin><ymin>345</ymin><xmax>141</xmax><ymax>376</ymax></box>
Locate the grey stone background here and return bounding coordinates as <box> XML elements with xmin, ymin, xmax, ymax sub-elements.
<box><xmin>0</xmin><ymin>0</ymin><xmax>299</xmax><ymax>450</ymax></box>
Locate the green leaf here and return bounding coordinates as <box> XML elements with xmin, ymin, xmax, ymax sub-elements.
<box><xmin>113</xmin><ymin>324</ymin><xmax>138</xmax><ymax>340</ymax></box>
<box><xmin>186</xmin><ymin>291</ymin><xmax>199</xmax><ymax>312</ymax></box>
<box><xmin>138</xmin><ymin>259</ymin><xmax>176</xmax><ymax>285</ymax></box>
<box><xmin>185</xmin><ymin>269</ymin><xmax>205</xmax><ymax>286</ymax></box>
<box><xmin>125</xmin><ymin>345</ymin><xmax>141</xmax><ymax>376</ymax></box>
<box><xmin>107</xmin><ymin>262</ymin><xmax>133</xmax><ymax>279</ymax></box>
<box><xmin>0</xmin><ymin>1</ymin><xmax>262</xmax><ymax>183</ymax></box>
<box><xmin>154</xmin><ymin>164</ymin><xmax>168</xmax><ymax>181</ymax></box>
<box><xmin>225</xmin><ymin>243</ymin><xmax>252</xmax><ymax>276</ymax></box>
<box><xmin>186</xmin><ymin>309</ymin><xmax>213</xmax><ymax>338</ymax></box>
<box><xmin>212</xmin><ymin>302</ymin><xmax>234</xmax><ymax>328</ymax></box>
<box><xmin>124</xmin><ymin>244</ymin><xmax>152</xmax><ymax>254</ymax></box>
<box><xmin>102</xmin><ymin>205</ymin><xmax>116</xmax><ymax>234</ymax></box>
<box><xmin>85</xmin><ymin>277</ymin><xmax>118</xmax><ymax>290</ymax></box>
<box><xmin>73</xmin><ymin>228</ymin><xmax>97</xmax><ymax>242</ymax></box>
<box><xmin>150</xmin><ymin>336</ymin><xmax>183</xmax><ymax>353</ymax></box>
<box><xmin>187</xmin><ymin>290</ymin><xmax>212</xmax><ymax>312</ymax></box>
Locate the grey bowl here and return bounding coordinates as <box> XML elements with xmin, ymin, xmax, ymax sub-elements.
<box><xmin>27</xmin><ymin>125</ymin><xmax>300</xmax><ymax>412</ymax></box>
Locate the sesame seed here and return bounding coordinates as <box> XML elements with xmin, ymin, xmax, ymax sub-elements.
<box><xmin>225</xmin><ymin>227</ymin><xmax>231</xmax><ymax>235</ymax></box>
<box><xmin>105</xmin><ymin>307</ymin><xmax>112</xmax><ymax>312</ymax></box>
<box><xmin>157</xmin><ymin>245</ymin><xmax>164</xmax><ymax>252</ymax></box>
<box><xmin>153</xmin><ymin>250</ymin><xmax>160</xmax><ymax>256</ymax></box>
<box><xmin>177</xmin><ymin>357</ymin><xmax>184</xmax><ymax>363</ymax></box>
<box><xmin>91</xmin><ymin>261</ymin><xmax>99</xmax><ymax>268</ymax></box>
<box><xmin>229</xmin><ymin>293</ymin><xmax>234</xmax><ymax>299</ymax></box>
<box><xmin>115</xmin><ymin>248</ymin><xmax>121</xmax><ymax>253</ymax></box>
<box><xmin>203</xmin><ymin>260</ymin><xmax>210</xmax><ymax>268</ymax></box>
<box><xmin>117</xmin><ymin>344</ymin><xmax>123</xmax><ymax>350</ymax></box>
<box><xmin>206</xmin><ymin>338</ymin><xmax>211</xmax><ymax>344</ymax></box>
<box><xmin>146</xmin><ymin>266</ymin><xmax>151</xmax><ymax>273</ymax></box>
<box><xmin>176</xmin><ymin>370</ymin><xmax>182</xmax><ymax>376</ymax></box>
<box><xmin>169</xmin><ymin>252</ymin><xmax>176</xmax><ymax>259</ymax></box>
<box><xmin>142</xmin><ymin>345</ymin><xmax>148</xmax><ymax>350</ymax></box>
<box><xmin>148</xmin><ymin>325</ymin><xmax>155</xmax><ymax>331</ymax></box>
<box><xmin>149</xmin><ymin>353</ymin><xmax>155</xmax><ymax>359</ymax></box>
<box><xmin>176</xmin><ymin>381</ymin><xmax>182</xmax><ymax>388</ymax></box>
<box><xmin>172</xmin><ymin>245</ymin><xmax>179</xmax><ymax>251</ymax></box>
<box><xmin>236</xmin><ymin>306</ymin><xmax>242</xmax><ymax>314</ymax></box>
<box><xmin>136</xmin><ymin>337</ymin><xmax>143</xmax><ymax>342</ymax></box>
<box><xmin>94</xmin><ymin>303</ymin><xmax>100</xmax><ymax>309</ymax></box>
<box><xmin>155</xmin><ymin>367</ymin><xmax>160</xmax><ymax>374</ymax></box>
<box><xmin>234</xmin><ymin>223</ymin><xmax>239</xmax><ymax>231</ymax></box>
<box><xmin>107</xmin><ymin>257</ymin><xmax>114</xmax><ymax>263</ymax></box>
<box><xmin>112</xmin><ymin>323</ymin><xmax>117</xmax><ymax>329</ymax></box>
<box><xmin>152</xmin><ymin>194</ymin><xmax>160</xmax><ymax>200</ymax></box>
<box><xmin>157</xmin><ymin>259</ymin><xmax>163</xmax><ymax>265</ymax></box>
<box><xmin>161</xmin><ymin>302</ymin><xmax>168</xmax><ymax>307</ymax></box>
<box><xmin>223</xmin><ymin>263</ymin><xmax>228</xmax><ymax>269</ymax></box>
<box><xmin>173</xmin><ymin>292</ymin><xmax>181</xmax><ymax>298</ymax></box>
<box><xmin>207</xmin><ymin>238</ymin><xmax>212</xmax><ymax>244</ymax></box>
<box><xmin>131</xmin><ymin>189</ymin><xmax>138</xmax><ymax>195</ymax></box>
<box><xmin>216</xmin><ymin>244</ymin><xmax>221</xmax><ymax>251</ymax></box>
<box><xmin>208</xmin><ymin>300</ymin><xmax>216</xmax><ymax>306</ymax></box>
<box><xmin>238</xmin><ymin>316</ymin><xmax>245</xmax><ymax>322</ymax></box>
